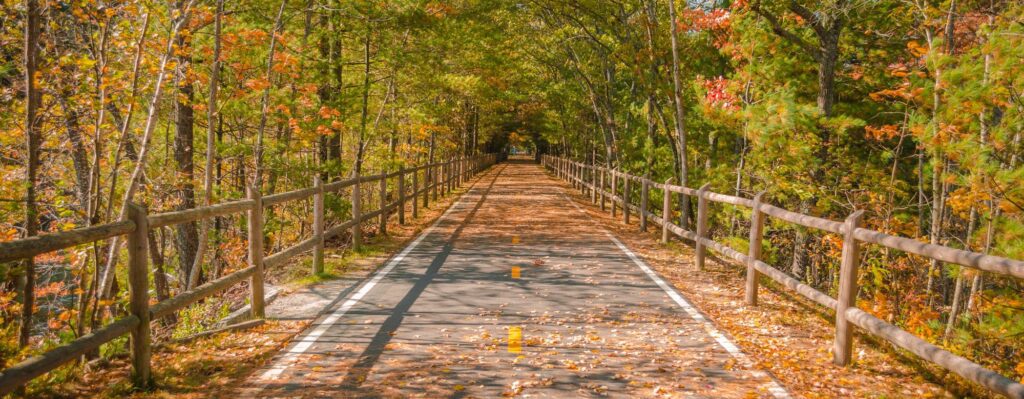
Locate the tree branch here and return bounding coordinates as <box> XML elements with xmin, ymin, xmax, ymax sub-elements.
<box><xmin>788</xmin><ymin>2</ymin><xmax>829</xmax><ymax>38</ymax></box>
<box><xmin>752</xmin><ymin>2</ymin><xmax>822</xmax><ymax>62</ymax></box>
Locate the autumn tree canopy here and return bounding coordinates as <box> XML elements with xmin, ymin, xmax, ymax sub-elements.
<box><xmin>1</xmin><ymin>0</ymin><xmax>1022</xmax><ymax>395</ymax></box>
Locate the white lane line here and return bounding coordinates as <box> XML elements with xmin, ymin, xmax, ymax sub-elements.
<box><xmin>258</xmin><ymin>177</ymin><xmax>484</xmax><ymax>382</ymax></box>
<box><xmin>560</xmin><ymin>191</ymin><xmax>791</xmax><ymax>399</ymax></box>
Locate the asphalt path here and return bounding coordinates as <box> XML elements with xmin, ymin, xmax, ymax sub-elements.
<box><xmin>240</xmin><ymin>159</ymin><xmax>789</xmax><ymax>398</ymax></box>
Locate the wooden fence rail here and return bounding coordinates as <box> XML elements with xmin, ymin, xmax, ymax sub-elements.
<box><xmin>542</xmin><ymin>155</ymin><xmax>1024</xmax><ymax>399</ymax></box>
<box><xmin>0</xmin><ymin>154</ymin><xmax>497</xmax><ymax>395</ymax></box>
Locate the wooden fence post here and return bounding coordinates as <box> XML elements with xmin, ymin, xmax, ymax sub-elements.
<box><xmin>695</xmin><ymin>183</ymin><xmax>711</xmax><ymax>271</ymax></box>
<box><xmin>247</xmin><ymin>186</ymin><xmax>266</xmax><ymax>318</ymax></box>
<box><xmin>834</xmin><ymin>210</ymin><xmax>865</xmax><ymax>366</ymax></box>
<box><xmin>745</xmin><ymin>192</ymin><xmax>766</xmax><ymax>306</ymax></box>
<box><xmin>568</xmin><ymin>161</ymin><xmax>574</xmax><ymax>187</ymax></box>
<box><xmin>412</xmin><ymin>167</ymin><xmax>420</xmax><ymax>218</ymax></box>
<box><xmin>600</xmin><ymin>168</ymin><xmax>606</xmax><ymax>211</ymax></box>
<box><xmin>432</xmin><ymin>164</ymin><xmax>438</xmax><ymax>202</ymax></box>
<box><xmin>579</xmin><ymin>164</ymin><xmax>584</xmax><ymax>193</ymax></box>
<box><xmin>398</xmin><ymin>166</ymin><xmax>406</xmax><ymax>225</ymax></box>
<box><xmin>125</xmin><ymin>203</ymin><xmax>152</xmax><ymax>389</ymax></box>
<box><xmin>578</xmin><ymin>163</ymin><xmax>582</xmax><ymax>192</ymax></box>
<box><xmin>352</xmin><ymin>178</ymin><xmax>362</xmax><ymax>250</ymax></box>
<box><xmin>591</xmin><ymin>165</ymin><xmax>598</xmax><ymax>204</ymax></box>
<box><xmin>662</xmin><ymin>178</ymin><xmax>673</xmax><ymax>244</ymax></box>
<box><xmin>573</xmin><ymin>162</ymin><xmax>581</xmax><ymax>191</ymax></box>
<box><xmin>313</xmin><ymin>176</ymin><xmax>324</xmax><ymax>274</ymax></box>
<box><xmin>640</xmin><ymin>177</ymin><xmax>650</xmax><ymax>232</ymax></box>
<box><xmin>572</xmin><ymin>162</ymin><xmax>577</xmax><ymax>189</ymax></box>
<box><xmin>580</xmin><ymin>164</ymin><xmax>586</xmax><ymax>194</ymax></box>
<box><xmin>623</xmin><ymin>176</ymin><xmax>631</xmax><ymax>225</ymax></box>
<box><xmin>611</xmin><ymin>171</ymin><xmax>618</xmax><ymax>218</ymax></box>
<box><xmin>424</xmin><ymin>167</ymin><xmax>431</xmax><ymax>208</ymax></box>
<box><xmin>379</xmin><ymin>172</ymin><xmax>388</xmax><ymax>235</ymax></box>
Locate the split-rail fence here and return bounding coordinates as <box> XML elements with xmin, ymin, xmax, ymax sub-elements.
<box><xmin>543</xmin><ymin>154</ymin><xmax>1024</xmax><ymax>399</ymax></box>
<box><xmin>0</xmin><ymin>154</ymin><xmax>497</xmax><ymax>394</ymax></box>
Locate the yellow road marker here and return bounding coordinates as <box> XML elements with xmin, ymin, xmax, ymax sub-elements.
<box><xmin>511</xmin><ymin>235</ymin><xmax>520</xmax><ymax>244</ymax></box>
<box><xmin>508</xmin><ymin>326</ymin><xmax>522</xmax><ymax>353</ymax></box>
<box><xmin>511</xmin><ymin>266</ymin><xmax>521</xmax><ymax>279</ymax></box>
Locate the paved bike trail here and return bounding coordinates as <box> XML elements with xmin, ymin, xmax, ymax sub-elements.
<box><xmin>239</xmin><ymin>160</ymin><xmax>788</xmax><ymax>398</ymax></box>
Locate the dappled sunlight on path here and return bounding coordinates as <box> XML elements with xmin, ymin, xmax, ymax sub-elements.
<box><xmin>237</xmin><ymin>160</ymin><xmax>787</xmax><ymax>398</ymax></box>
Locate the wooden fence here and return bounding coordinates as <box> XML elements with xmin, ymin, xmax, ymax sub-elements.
<box><xmin>0</xmin><ymin>154</ymin><xmax>497</xmax><ymax>394</ymax></box>
<box><xmin>543</xmin><ymin>154</ymin><xmax>1024</xmax><ymax>399</ymax></box>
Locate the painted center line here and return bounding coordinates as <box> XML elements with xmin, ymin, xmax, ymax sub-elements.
<box><xmin>508</xmin><ymin>326</ymin><xmax>523</xmax><ymax>353</ymax></box>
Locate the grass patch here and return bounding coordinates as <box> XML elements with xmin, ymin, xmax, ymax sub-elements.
<box><xmin>279</xmin><ymin>238</ymin><xmax>390</xmax><ymax>288</ymax></box>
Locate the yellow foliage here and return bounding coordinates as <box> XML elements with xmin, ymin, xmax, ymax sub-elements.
<box><xmin>907</xmin><ymin>41</ymin><xmax>929</xmax><ymax>57</ymax></box>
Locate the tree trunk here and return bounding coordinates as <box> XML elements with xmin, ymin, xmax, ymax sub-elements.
<box><xmin>147</xmin><ymin>229</ymin><xmax>171</xmax><ymax>304</ymax></box>
<box><xmin>174</xmin><ymin>7</ymin><xmax>199</xmax><ymax>288</ymax></box>
<box><xmin>187</xmin><ymin>0</ymin><xmax>223</xmax><ymax>290</ymax></box>
<box><xmin>19</xmin><ymin>0</ymin><xmax>42</xmax><ymax>351</ymax></box>
<box><xmin>99</xmin><ymin>3</ymin><xmax>194</xmax><ymax>299</ymax></box>
<box><xmin>754</xmin><ymin>2</ymin><xmax>846</xmax><ymax>283</ymax></box>
<box><xmin>355</xmin><ymin>13</ymin><xmax>373</xmax><ymax>175</ymax></box>
<box><xmin>944</xmin><ymin>207</ymin><xmax>976</xmax><ymax>341</ymax></box>
<box><xmin>666</xmin><ymin>0</ymin><xmax>690</xmax><ymax>228</ymax></box>
<box><xmin>791</xmin><ymin>19</ymin><xmax>841</xmax><ymax>282</ymax></box>
<box><xmin>924</xmin><ymin>1</ymin><xmax>957</xmax><ymax>303</ymax></box>
<box><xmin>317</xmin><ymin>3</ymin><xmax>343</xmax><ymax>179</ymax></box>
<box><xmin>254</xmin><ymin>0</ymin><xmax>288</xmax><ymax>187</ymax></box>
<box><xmin>57</xmin><ymin>97</ymin><xmax>91</xmax><ymax>212</ymax></box>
